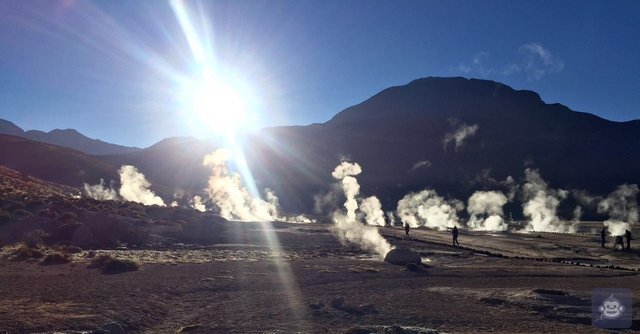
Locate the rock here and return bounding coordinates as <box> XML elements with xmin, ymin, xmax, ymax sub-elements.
<box><xmin>384</xmin><ymin>248</ymin><xmax>421</xmax><ymax>266</ymax></box>
<box><xmin>331</xmin><ymin>296</ymin><xmax>345</xmax><ymax>309</ymax></box>
<box><xmin>178</xmin><ymin>324</ymin><xmax>202</xmax><ymax>332</ymax></box>
<box><xmin>405</xmin><ymin>263</ymin><xmax>420</xmax><ymax>271</ymax></box>
<box><xmin>95</xmin><ymin>322</ymin><xmax>124</xmax><ymax>334</ymax></box>
<box><xmin>357</xmin><ymin>303</ymin><xmax>376</xmax><ymax>314</ymax></box>
<box><xmin>309</xmin><ymin>302</ymin><xmax>325</xmax><ymax>310</ymax></box>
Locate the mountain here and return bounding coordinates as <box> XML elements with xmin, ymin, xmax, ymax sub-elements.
<box><xmin>0</xmin><ymin>134</ymin><xmax>118</xmax><ymax>187</ymax></box>
<box><xmin>3</xmin><ymin>77</ymin><xmax>639</xmax><ymax>217</ymax></box>
<box><xmin>0</xmin><ymin>118</ymin><xmax>141</xmax><ymax>155</ymax></box>
<box><xmin>100</xmin><ymin>136</ymin><xmax>218</xmax><ymax>194</ymax></box>
<box><xmin>243</xmin><ymin>77</ymin><xmax>640</xmax><ymax>214</ymax></box>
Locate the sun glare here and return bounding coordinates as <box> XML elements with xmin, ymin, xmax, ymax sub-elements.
<box><xmin>186</xmin><ymin>74</ymin><xmax>247</xmax><ymax>136</ymax></box>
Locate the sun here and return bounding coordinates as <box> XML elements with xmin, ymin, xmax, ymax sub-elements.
<box><xmin>183</xmin><ymin>73</ymin><xmax>247</xmax><ymax>136</ymax></box>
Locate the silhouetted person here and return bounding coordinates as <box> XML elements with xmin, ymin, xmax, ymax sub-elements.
<box><xmin>452</xmin><ymin>226</ymin><xmax>460</xmax><ymax>246</ymax></box>
<box><xmin>613</xmin><ymin>236</ymin><xmax>624</xmax><ymax>252</ymax></box>
<box><xmin>405</xmin><ymin>223</ymin><xmax>410</xmax><ymax>238</ymax></box>
<box><xmin>625</xmin><ymin>229</ymin><xmax>632</xmax><ymax>250</ymax></box>
<box><xmin>600</xmin><ymin>227</ymin><xmax>606</xmax><ymax>248</ymax></box>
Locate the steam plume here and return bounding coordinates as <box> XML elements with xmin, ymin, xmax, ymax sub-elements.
<box><xmin>202</xmin><ymin>149</ymin><xmax>278</xmax><ymax>221</ymax></box>
<box><xmin>467</xmin><ymin>191</ymin><xmax>508</xmax><ymax>231</ymax></box>
<box><xmin>360</xmin><ymin>196</ymin><xmax>386</xmax><ymax>226</ymax></box>
<box><xmin>598</xmin><ymin>184</ymin><xmax>639</xmax><ymax>236</ymax></box>
<box><xmin>408</xmin><ymin>160</ymin><xmax>432</xmax><ymax>174</ymax></box>
<box><xmin>331</xmin><ymin>161</ymin><xmax>392</xmax><ymax>258</ymax></box>
<box><xmin>443</xmin><ymin>123</ymin><xmax>479</xmax><ymax>151</ymax></box>
<box><xmin>397</xmin><ymin>189</ymin><xmax>463</xmax><ymax>230</ymax></box>
<box><xmin>521</xmin><ymin>168</ymin><xmax>574</xmax><ymax>232</ymax></box>
<box><xmin>118</xmin><ymin>165</ymin><xmax>166</xmax><ymax>206</ymax></box>
<box><xmin>83</xmin><ymin>179</ymin><xmax>118</xmax><ymax>201</ymax></box>
<box><xmin>190</xmin><ymin>195</ymin><xmax>206</xmax><ymax>212</ymax></box>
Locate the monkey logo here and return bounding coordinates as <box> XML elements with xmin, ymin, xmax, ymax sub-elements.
<box><xmin>598</xmin><ymin>294</ymin><xmax>625</xmax><ymax>320</ymax></box>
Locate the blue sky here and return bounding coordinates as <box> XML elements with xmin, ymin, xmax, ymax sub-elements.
<box><xmin>0</xmin><ymin>0</ymin><xmax>638</xmax><ymax>147</ymax></box>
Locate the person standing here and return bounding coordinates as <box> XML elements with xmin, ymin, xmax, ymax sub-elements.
<box><xmin>601</xmin><ymin>227</ymin><xmax>607</xmax><ymax>248</ymax></box>
<box><xmin>452</xmin><ymin>226</ymin><xmax>460</xmax><ymax>246</ymax></box>
<box><xmin>405</xmin><ymin>223</ymin><xmax>410</xmax><ymax>238</ymax></box>
<box><xmin>625</xmin><ymin>229</ymin><xmax>632</xmax><ymax>250</ymax></box>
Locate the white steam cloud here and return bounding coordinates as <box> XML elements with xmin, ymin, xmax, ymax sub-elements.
<box><xmin>84</xmin><ymin>166</ymin><xmax>165</xmax><ymax>206</ymax></box>
<box><xmin>360</xmin><ymin>196</ymin><xmax>386</xmax><ymax>226</ymax></box>
<box><xmin>203</xmin><ymin>149</ymin><xmax>278</xmax><ymax>221</ymax></box>
<box><xmin>598</xmin><ymin>184</ymin><xmax>639</xmax><ymax>236</ymax></box>
<box><xmin>83</xmin><ymin>179</ymin><xmax>118</xmax><ymax>201</ymax></box>
<box><xmin>397</xmin><ymin>189</ymin><xmax>463</xmax><ymax>230</ymax></box>
<box><xmin>443</xmin><ymin>123</ymin><xmax>479</xmax><ymax>151</ymax></box>
<box><xmin>331</xmin><ymin>161</ymin><xmax>392</xmax><ymax>258</ymax></box>
<box><xmin>467</xmin><ymin>191</ymin><xmax>508</xmax><ymax>231</ymax></box>
<box><xmin>408</xmin><ymin>160</ymin><xmax>432</xmax><ymax>174</ymax></box>
<box><xmin>118</xmin><ymin>165</ymin><xmax>166</xmax><ymax>206</ymax></box>
<box><xmin>190</xmin><ymin>195</ymin><xmax>206</xmax><ymax>212</ymax></box>
<box><xmin>521</xmin><ymin>168</ymin><xmax>574</xmax><ymax>233</ymax></box>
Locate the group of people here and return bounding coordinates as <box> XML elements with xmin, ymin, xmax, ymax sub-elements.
<box><xmin>601</xmin><ymin>227</ymin><xmax>633</xmax><ymax>251</ymax></box>
<box><xmin>403</xmin><ymin>223</ymin><xmax>633</xmax><ymax>251</ymax></box>
<box><xmin>404</xmin><ymin>223</ymin><xmax>460</xmax><ymax>246</ymax></box>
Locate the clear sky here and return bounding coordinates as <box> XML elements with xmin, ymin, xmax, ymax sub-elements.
<box><xmin>0</xmin><ymin>0</ymin><xmax>638</xmax><ymax>147</ymax></box>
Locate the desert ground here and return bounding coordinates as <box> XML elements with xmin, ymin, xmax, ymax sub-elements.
<box><xmin>1</xmin><ymin>218</ymin><xmax>639</xmax><ymax>334</ymax></box>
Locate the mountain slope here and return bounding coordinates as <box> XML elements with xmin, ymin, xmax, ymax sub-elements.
<box><xmin>0</xmin><ymin>118</ymin><xmax>140</xmax><ymax>155</ymax></box>
<box><xmin>100</xmin><ymin>136</ymin><xmax>218</xmax><ymax>193</ymax></box>
<box><xmin>0</xmin><ymin>134</ymin><xmax>118</xmax><ymax>187</ymax></box>
<box><xmin>3</xmin><ymin>77</ymin><xmax>639</xmax><ymax>217</ymax></box>
<box><xmin>244</xmin><ymin>77</ymin><xmax>640</xmax><ymax>213</ymax></box>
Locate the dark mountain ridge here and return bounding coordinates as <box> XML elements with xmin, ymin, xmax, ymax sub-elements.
<box><xmin>0</xmin><ymin>119</ymin><xmax>140</xmax><ymax>155</ymax></box>
<box><xmin>1</xmin><ymin>77</ymin><xmax>638</xmax><ymax>218</ymax></box>
<box><xmin>245</xmin><ymin>77</ymin><xmax>640</xmax><ymax>214</ymax></box>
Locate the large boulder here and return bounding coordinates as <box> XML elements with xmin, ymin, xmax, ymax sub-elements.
<box><xmin>384</xmin><ymin>248</ymin><xmax>421</xmax><ymax>265</ymax></box>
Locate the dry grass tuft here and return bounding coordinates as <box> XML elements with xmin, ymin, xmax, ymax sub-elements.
<box><xmin>42</xmin><ymin>252</ymin><xmax>71</xmax><ymax>265</ymax></box>
<box><xmin>88</xmin><ymin>254</ymin><xmax>139</xmax><ymax>274</ymax></box>
<box><xmin>3</xmin><ymin>242</ymin><xmax>44</xmax><ymax>260</ymax></box>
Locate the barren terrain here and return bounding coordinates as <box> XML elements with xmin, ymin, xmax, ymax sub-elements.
<box><xmin>1</xmin><ymin>221</ymin><xmax>639</xmax><ymax>333</ymax></box>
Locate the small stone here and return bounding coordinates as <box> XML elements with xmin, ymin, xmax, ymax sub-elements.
<box><xmin>96</xmin><ymin>322</ymin><xmax>124</xmax><ymax>334</ymax></box>
<box><xmin>330</xmin><ymin>296</ymin><xmax>345</xmax><ymax>309</ymax></box>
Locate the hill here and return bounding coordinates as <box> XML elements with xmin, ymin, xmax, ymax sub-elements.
<box><xmin>0</xmin><ymin>119</ymin><xmax>140</xmax><ymax>155</ymax></box>
<box><xmin>0</xmin><ymin>134</ymin><xmax>118</xmax><ymax>187</ymax></box>
<box><xmin>245</xmin><ymin>77</ymin><xmax>640</xmax><ymax>213</ymax></box>
<box><xmin>3</xmin><ymin>77</ymin><xmax>639</xmax><ymax>217</ymax></box>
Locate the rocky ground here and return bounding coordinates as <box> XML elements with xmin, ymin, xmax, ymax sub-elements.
<box><xmin>1</xmin><ymin>221</ymin><xmax>639</xmax><ymax>333</ymax></box>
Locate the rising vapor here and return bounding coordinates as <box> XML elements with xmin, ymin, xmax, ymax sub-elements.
<box><xmin>83</xmin><ymin>179</ymin><xmax>118</xmax><ymax>201</ymax></box>
<box><xmin>467</xmin><ymin>191</ymin><xmax>508</xmax><ymax>231</ymax></box>
<box><xmin>118</xmin><ymin>165</ymin><xmax>166</xmax><ymax>206</ymax></box>
<box><xmin>521</xmin><ymin>168</ymin><xmax>574</xmax><ymax>233</ymax></box>
<box><xmin>360</xmin><ymin>196</ymin><xmax>386</xmax><ymax>226</ymax></box>
<box><xmin>397</xmin><ymin>189</ymin><xmax>463</xmax><ymax>230</ymax></box>
<box><xmin>330</xmin><ymin>161</ymin><xmax>392</xmax><ymax>258</ymax></box>
<box><xmin>598</xmin><ymin>184</ymin><xmax>639</xmax><ymax>236</ymax></box>
<box><xmin>202</xmin><ymin>149</ymin><xmax>278</xmax><ymax>221</ymax></box>
<box><xmin>443</xmin><ymin>123</ymin><xmax>479</xmax><ymax>151</ymax></box>
<box><xmin>84</xmin><ymin>167</ymin><xmax>165</xmax><ymax>206</ymax></box>
<box><xmin>190</xmin><ymin>195</ymin><xmax>206</xmax><ymax>212</ymax></box>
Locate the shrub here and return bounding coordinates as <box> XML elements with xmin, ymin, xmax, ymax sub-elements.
<box><xmin>65</xmin><ymin>245</ymin><xmax>83</xmax><ymax>254</ymax></box>
<box><xmin>6</xmin><ymin>242</ymin><xmax>44</xmax><ymax>260</ymax></box>
<box><xmin>103</xmin><ymin>258</ymin><xmax>139</xmax><ymax>273</ymax></box>
<box><xmin>42</xmin><ymin>252</ymin><xmax>71</xmax><ymax>265</ymax></box>
<box><xmin>88</xmin><ymin>254</ymin><xmax>139</xmax><ymax>274</ymax></box>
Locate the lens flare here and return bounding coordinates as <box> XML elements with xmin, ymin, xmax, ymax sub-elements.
<box><xmin>182</xmin><ymin>73</ymin><xmax>247</xmax><ymax>136</ymax></box>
